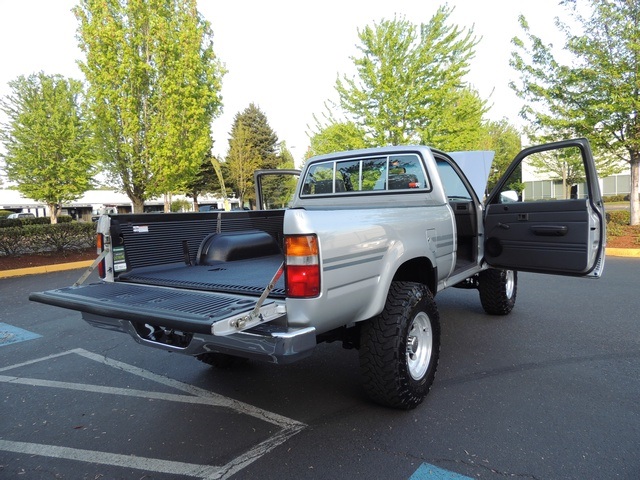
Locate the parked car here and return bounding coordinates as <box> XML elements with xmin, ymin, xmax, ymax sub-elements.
<box><xmin>7</xmin><ymin>213</ymin><xmax>35</xmax><ymax>219</ymax></box>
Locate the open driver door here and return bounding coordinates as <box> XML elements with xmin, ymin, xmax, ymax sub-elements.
<box><xmin>483</xmin><ymin>138</ymin><xmax>605</xmax><ymax>278</ymax></box>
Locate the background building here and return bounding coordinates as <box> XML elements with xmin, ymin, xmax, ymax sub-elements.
<box><xmin>0</xmin><ymin>189</ymin><xmax>236</xmax><ymax>220</ymax></box>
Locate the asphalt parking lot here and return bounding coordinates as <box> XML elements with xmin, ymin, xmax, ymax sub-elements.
<box><xmin>1</xmin><ymin>257</ymin><xmax>639</xmax><ymax>479</ymax></box>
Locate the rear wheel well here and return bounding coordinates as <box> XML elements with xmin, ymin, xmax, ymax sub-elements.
<box><xmin>316</xmin><ymin>258</ymin><xmax>437</xmax><ymax>350</ymax></box>
<box><xmin>393</xmin><ymin>257</ymin><xmax>436</xmax><ymax>296</ymax></box>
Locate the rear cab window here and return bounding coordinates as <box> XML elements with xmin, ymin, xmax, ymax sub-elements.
<box><xmin>301</xmin><ymin>154</ymin><xmax>430</xmax><ymax>196</ymax></box>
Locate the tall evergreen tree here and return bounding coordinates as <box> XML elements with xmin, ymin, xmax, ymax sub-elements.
<box><xmin>224</xmin><ymin>104</ymin><xmax>280</xmax><ymax>207</ymax></box>
<box><xmin>229</xmin><ymin>103</ymin><xmax>279</xmax><ymax>169</ymax></box>
<box><xmin>75</xmin><ymin>0</ymin><xmax>225</xmax><ymax>213</ymax></box>
<box><xmin>510</xmin><ymin>0</ymin><xmax>640</xmax><ymax>224</ymax></box>
<box><xmin>0</xmin><ymin>72</ymin><xmax>94</xmax><ymax>223</ymax></box>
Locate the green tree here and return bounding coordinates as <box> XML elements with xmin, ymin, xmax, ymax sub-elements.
<box><xmin>229</xmin><ymin>103</ymin><xmax>279</xmax><ymax>169</ymax></box>
<box><xmin>527</xmin><ymin>147</ymin><xmax>591</xmax><ymax>199</ymax></box>
<box><xmin>481</xmin><ymin>119</ymin><xmax>523</xmax><ymax>192</ymax></box>
<box><xmin>510</xmin><ymin>0</ymin><xmax>639</xmax><ymax>224</ymax></box>
<box><xmin>184</xmin><ymin>154</ymin><xmax>222</xmax><ymax>210</ymax></box>
<box><xmin>307</xmin><ymin>112</ymin><xmax>368</xmax><ymax>157</ymax></box>
<box><xmin>75</xmin><ymin>0</ymin><xmax>225</xmax><ymax>213</ymax></box>
<box><xmin>225</xmin><ymin>123</ymin><xmax>262</xmax><ymax>207</ymax></box>
<box><xmin>419</xmin><ymin>87</ymin><xmax>488</xmax><ymax>151</ymax></box>
<box><xmin>224</xmin><ymin>104</ymin><xmax>281</xmax><ymax>207</ymax></box>
<box><xmin>0</xmin><ymin>72</ymin><xmax>94</xmax><ymax>223</ymax></box>
<box><xmin>333</xmin><ymin>8</ymin><xmax>482</xmax><ymax>147</ymax></box>
<box><xmin>258</xmin><ymin>142</ymin><xmax>299</xmax><ymax>209</ymax></box>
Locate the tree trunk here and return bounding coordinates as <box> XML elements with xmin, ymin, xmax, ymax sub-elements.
<box><xmin>630</xmin><ymin>152</ymin><xmax>640</xmax><ymax>226</ymax></box>
<box><xmin>164</xmin><ymin>192</ymin><xmax>171</xmax><ymax>213</ymax></box>
<box><xmin>48</xmin><ymin>203</ymin><xmax>58</xmax><ymax>224</ymax></box>
<box><xmin>132</xmin><ymin>197</ymin><xmax>145</xmax><ymax>214</ymax></box>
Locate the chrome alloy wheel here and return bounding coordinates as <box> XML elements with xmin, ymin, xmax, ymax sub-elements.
<box><xmin>505</xmin><ymin>270</ymin><xmax>515</xmax><ymax>299</ymax></box>
<box><xmin>406</xmin><ymin>312</ymin><xmax>433</xmax><ymax>380</ymax></box>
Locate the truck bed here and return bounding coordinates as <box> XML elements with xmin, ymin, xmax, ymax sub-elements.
<box><xmin>117</xmin><ymin>254</ymin><xmax>285</xmax><ymax>297</ymax></box>
<box><xmin>30</xmin><ymin>254</ymin><xmax>284</xmax><ymax>335</ymax></box>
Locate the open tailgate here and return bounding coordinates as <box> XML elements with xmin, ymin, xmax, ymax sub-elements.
<box><xmin>29</xmin><ymin>282</ymin><xmax>273</xmax><ymax>335</ymax></box>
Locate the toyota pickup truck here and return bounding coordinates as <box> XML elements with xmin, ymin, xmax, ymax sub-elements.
<box><xmin>30</xmin><ymin>138</ymin><xmax>605</xmax><ymax>409</ymax></box>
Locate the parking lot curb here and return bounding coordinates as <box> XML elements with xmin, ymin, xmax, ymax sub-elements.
<box><xmin>0</xmin><ymin>260</ymin><xmax>93</xmax><ymax>279</ymax></box>
<box><xmin>606</xmin><ymin>247</ymin><xmax>640</xmax><ymax>257</ymax></box>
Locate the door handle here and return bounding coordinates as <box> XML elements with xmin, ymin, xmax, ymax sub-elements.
<box><xmin>530</xmin><ymin>225</ymin><xmax>568</xmax><ymax>236</ymax></box>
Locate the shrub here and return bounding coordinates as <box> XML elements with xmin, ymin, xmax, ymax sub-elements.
<box><xmin>0</xmin><ymin>216</ymin><xmax>48</xmax><ymax>228</ymax></box>
<box><xmin>19</xmin><ymin>216</ymin><xmax>50</xmax><ymax>226</ymax></box>
<box><xmin>0</xmin><ymin>214</ymin><xmax>75</xmax><ymax>229</ymax></box>
<box><xmin>0</xmin><ymin>227</ymin><xmax>28</xmax><ymax>255</ymax></box>
<box><xmin>23</xmin><ymin>222</ymin><xmax>96</xmax><ymax>255</ymax></box>
<box><xmin>0</xmin><ymin>222</ymin><xmax>96</xmax><ymax>258</ymax></box>
<box><xmin>603</xmin><ymin>194</ymin><xmax>628</xmax><ymax>203</ymax></box>
<box><xmin>606</xmin><ymin>222</ymin><xmax>625</xmax><ymax>238</ymax></box>
<box><xmin>0</xmin><ymin>218</ymin><xmax>23</xmax><ymax>229</ymax></box>
<box><xmin>605</xmin><ymin>210</ymin><xmax>630</xmax><ymax>225</ymax></box>
<box><xmin>170</xmin><ymin>199</ymin><xmax>192</xmax><ymax>212</ymax></box>
<box><xmin>76</xmin><ymin>222</ymin><xmax>97</xmax><ymax>247</ymax></box>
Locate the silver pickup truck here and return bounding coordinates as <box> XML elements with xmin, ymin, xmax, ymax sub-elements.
<box><xmin>31</xmin><ymin>138</ymin><xmax>606</xmax><ymax>409</ymax></box>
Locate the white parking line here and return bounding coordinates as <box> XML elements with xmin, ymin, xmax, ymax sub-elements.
<box><xmin>0</xmin><ymin>439</ymin><xmax>222</xmax><ymax>478</ymax></box>
<box><xmin>0</xmin><ymin>348</ymin><xmax>306</xmax><ymax>479</ymax></box>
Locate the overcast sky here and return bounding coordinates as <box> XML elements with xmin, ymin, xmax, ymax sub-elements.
<box><xmin>0</xmin><ymin>0</ymin><xmax>572</xmax><ymax>166</ymax></box>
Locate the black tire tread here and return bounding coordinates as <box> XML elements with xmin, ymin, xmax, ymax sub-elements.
<box><xmin>359</xmin><ymin>282</ymin><xmax>440</xmax><ymax>410</ymax></box>
<box><xmin>478</xmin><ymin>268</ymin><xmax>517</xmax><ymax>315</ymax></box>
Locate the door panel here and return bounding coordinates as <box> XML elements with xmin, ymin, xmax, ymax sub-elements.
<box><xmin>484</xmin><ymin>138</ymin><xmax>605</xmax><ymax>277</ymax></box>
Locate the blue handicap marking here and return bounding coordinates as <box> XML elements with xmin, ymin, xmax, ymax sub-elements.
<box><xmin>410</xmin><ymin>463</ymin><xmax>472</xmax><ymax>480</ymax></box>
<box><xmin>0</xmin><ymin>323</ymin><xmax>41</xmax><ymax>347</ymax></box>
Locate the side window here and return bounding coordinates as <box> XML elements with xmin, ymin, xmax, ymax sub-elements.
<box><xmin>302</xmin><ymin>162</ymin><xmax>334</xmax><ymax>195</ymax></box>
<box><xmin>436</xmin><ymin>159</ymin><xmax>473</xmax><ymax>201</ymax></box>
<box><xmin>387</xmin><ymin>154</ymin><xmax>429</xmax><ymax>190</ymax></box>
<box><xmin>491</xmin><ymin>145</ymin><xmax>591</xmax><ymax>204</ymax></box>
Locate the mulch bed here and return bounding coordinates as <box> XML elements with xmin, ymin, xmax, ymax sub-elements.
<box><xmin>607</xmin><ymin>225</ymin><xmax>640</xmax><ymax>249</ymax></box>
<box><xmin>0</xmin><ymin>248</ymin><xmax>96</xmax><ymax>271</ymax></box>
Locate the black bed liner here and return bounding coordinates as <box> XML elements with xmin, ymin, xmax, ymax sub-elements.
<box><xmin>29</xmin><ymin>254</ymin><xmax>284</xmax><ymax>334</ymax></box>
<box><xmin>118</xmin><ymin>254</ymin><xmax>286</xmax><ymax>297</ymax></box>
<box><xmin>29</xmin><ymin>282</ymin><xmax>270</xmax><ymax>334</ymax></box>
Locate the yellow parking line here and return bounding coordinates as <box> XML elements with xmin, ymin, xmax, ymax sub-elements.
<box><xmin>0</xmin><ymin>260</ymin><xmax>93</xmax><ymax>279</ymax></box>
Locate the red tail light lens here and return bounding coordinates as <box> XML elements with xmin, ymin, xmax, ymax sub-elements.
<box><xmin>285</xmin><ymin>235</ymin><xmax>320</xmax><ymax>298</ymax></box>
<box><xmin>96</xmin><ymin>233</ymin><xmax>105</xmax><ymax>278</ymax></box>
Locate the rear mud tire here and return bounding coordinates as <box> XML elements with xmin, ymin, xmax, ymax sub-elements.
<box><xmin>478</xmin><ymin>269</ymin><xmax>517</xmax><ymax>315</ymax></box>
<box><xmin>359</xmin><ymin>282</ymin><xmax>440</xmax><ymax>410</ymax></box>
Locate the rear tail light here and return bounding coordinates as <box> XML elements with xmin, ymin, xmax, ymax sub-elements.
<box><xmin>96</xmin><ymin>233</ymin><xmax>106</xmax><ymax>278</ymax></box>
<box><xmin>285</xmin><ymin>235</ymin><xmax>320</xmax><ymax>298</ymax></box>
